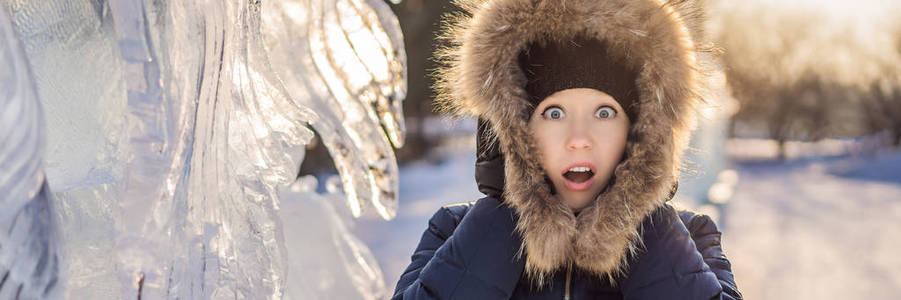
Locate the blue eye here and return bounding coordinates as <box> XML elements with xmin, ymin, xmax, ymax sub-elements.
<box><xmin>543</xmin><ymin>107</ymin><xmax>565</xmax><ymax>120</ymax></box>
<box><xmin>595</xmin><ymin>106</ymin><xmax>616</xmax><ymax>119</ymax></box>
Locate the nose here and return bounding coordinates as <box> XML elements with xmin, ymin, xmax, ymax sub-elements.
<box><xmin>566</xmin><ymin>123</ymin><xmax>593</xmax><ymax>151</ymax></box>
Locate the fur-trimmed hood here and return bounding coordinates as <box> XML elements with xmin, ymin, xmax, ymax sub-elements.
<box><xmin>436</xmin><ymin>0</ymin><xmax>711</xmax><ymax>283</ymax></box>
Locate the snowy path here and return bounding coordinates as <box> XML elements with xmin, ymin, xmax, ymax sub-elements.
<box><xmin>723</xmin><ymin>153</ymin><xmax>901</xmax><ymax>300</ymax></box>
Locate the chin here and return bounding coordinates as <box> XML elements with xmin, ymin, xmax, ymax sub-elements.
<box><xmin>565</xmin><ymin>197</ymin><xmax>593</xmax><ymax>212</ymax></box>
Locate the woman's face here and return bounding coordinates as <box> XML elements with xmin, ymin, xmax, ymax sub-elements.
<box><xmin>528</xmin><ymin>88</ymin><xmax>630</xmax><ymax>212</ymax></box>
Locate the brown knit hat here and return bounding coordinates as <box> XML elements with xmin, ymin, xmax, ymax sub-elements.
<box><xmin>518</xmin><ymin>36</ymin><xmax>640</xmax><ymax>121</ymax></box>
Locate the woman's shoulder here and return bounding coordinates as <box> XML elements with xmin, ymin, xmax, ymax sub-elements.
<box><xmin>425</xmin><ymin>200</ymin><xmax>479</xmax><ymax>239</ymax></box>
<box><xmin>438</xmin><ymin>200</ymin><xmax>478</xmax><ymax>218</ymax></box>
<box><xmin>675</xmin><ymin>208</ymin><xmax>723</xmax><ymax>239</ymax></box>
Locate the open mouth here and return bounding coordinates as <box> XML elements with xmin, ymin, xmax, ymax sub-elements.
<box><xmin>562</xmin><ymin>165</ymin><xmax>595</xmax><ymax>183</ymax></box>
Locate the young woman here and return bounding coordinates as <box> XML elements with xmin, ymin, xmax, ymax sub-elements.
<box><xmin>392</xmin><ymin>0</ymin><xmax>741</xmax><ymax>299</ymax></box>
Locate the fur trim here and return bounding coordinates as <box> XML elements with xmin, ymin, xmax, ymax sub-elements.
<box><xmin>435</xmin><ymin>0</ymin><xmax>712</xmax><ymax>283</ymax></box>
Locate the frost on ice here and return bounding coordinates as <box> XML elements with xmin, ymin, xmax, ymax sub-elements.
<box><xmin>0</xmin><ymin>0</ymin><xmax>405</xmax><ymax>299</ymax></box>
<box><xmin>0</xmin><ymin>7</ymin><xmax>61</xmax><ymax>299</ymax></box>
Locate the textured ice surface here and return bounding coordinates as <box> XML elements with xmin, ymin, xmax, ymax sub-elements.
<box><xmin>262</xmin><ymin>0</ymin><xmax>406</xmax><ymax>219</ymax></box>
<box><xmin>0</xmin><ymin>7</ymin><xmax>61</xmax><ymax>299</ymax></box>
<box><xmin>1</xmin><ymin>0</ymin><xmax>404</xmax><ymax>298</ymax></box>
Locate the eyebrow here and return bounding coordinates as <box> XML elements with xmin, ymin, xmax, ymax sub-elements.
<box><xmin>538</xmin><ymin>95</ymin><xmax>623</xmax><ymax>110</ymax></box>
<box><xmin>595</xmin><ymin>95</ymin><xmax>624</xmax><ymax>109</ymax></box>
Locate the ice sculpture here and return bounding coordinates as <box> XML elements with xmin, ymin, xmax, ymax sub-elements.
<box><xmin>262</xmin><ymin>0</ymin><xmax>406</xmax><ymax>219</ymax></box>
<box><xmin>0</xmin><ymin>7</ymin><xmax>61</xmax><ymax>299</ymax></box>
<box><xmin>0</xmin><ymin>0</ymin><xmax>405</xmax><ymax>298</ymax></box>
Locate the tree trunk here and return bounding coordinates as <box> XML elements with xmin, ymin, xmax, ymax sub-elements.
<box><xmin>777</xmin><ymin>138</ymin><xmax>787</xmax><ymax>161</ymax></box>
<box><xmin>893</xmin><ymin>129</ymin><xmax>901</xmax><ymax>147</ymax></box>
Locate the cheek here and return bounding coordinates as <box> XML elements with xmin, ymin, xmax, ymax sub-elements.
<box><xmin>529</xmin><ymin>123</ymin><xmax>565</xmax><ymax>171</ymax></box>
<box><xmin>592</xmin><ymin>124</ymin><xmax>629</xmax><ymax>163</ymax></box>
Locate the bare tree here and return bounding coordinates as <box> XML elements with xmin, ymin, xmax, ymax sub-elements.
<box><xmin>709</xmin><ymin>0</ymin><xmax>901</xmax><ymax>158</ymax></box>
<box><xmin>864</xmin><ymin>83</ymin><xmax>901</xmax><ymax>147</ymax></box>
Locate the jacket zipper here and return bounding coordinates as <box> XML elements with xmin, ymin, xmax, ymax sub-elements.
<box><xmin>564</xmin><ymin>265</ymin><xmax>572</xmax><ymax>300</ymax></box>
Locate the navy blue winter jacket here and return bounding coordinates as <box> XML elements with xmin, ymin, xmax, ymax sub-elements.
<box><xmin>391</xmin><ymin>197</ymin><xmax>741</xmax><ymax>299</ymax></box>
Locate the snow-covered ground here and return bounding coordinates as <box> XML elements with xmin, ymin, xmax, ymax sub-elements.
<box><xmin>354</xmin><ymin>137</ymin><xmax>901</xmax><ymax>299</ymax></box>
<box><xmin>724</xmin><ymin>147</ymin><xmax>901</xmax><ymax>299</ymax></box>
